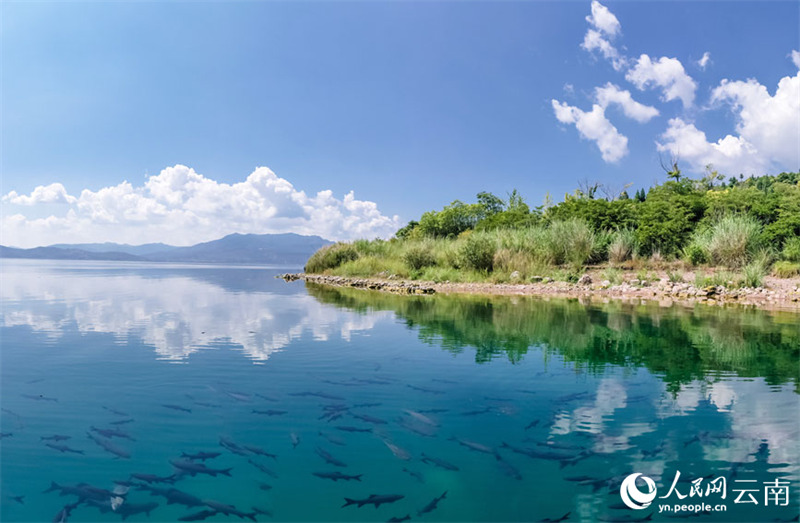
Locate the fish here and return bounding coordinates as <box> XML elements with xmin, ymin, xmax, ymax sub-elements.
<box><xmin>540</xmin><ymin>512</ymin><xmax>571</xmax><ymax>522</ymax></box>
<box><xmin>162</xmin><ymin>404</ymin><xmax>192</xmax><ymax>413</ymax></box>
<box><xmin>193</xmin><ymin>402</ymin><xmax>222</xmax><ymax>409</ymax></box>
<box><xmin>417</xmin><ymin>408</ymin><xmax>448</xmax><ymax>414</ymax></box>
<box><xmin>252</xmin><ymin>409</ymin><xmax>287</xmax><ymax>416</ymax></box>
<box><xmin>335</xmin><ymin>426</ymin><xmax>372</xmax><ymax>433</ymax></box>
<box><xmin>397</xmin><ymin>417</ymin><xmax>437</xmax><ymax>437</ymax></box>
<box><xmin>318</xmin><ymin>431</ymin><xmax>346</xmax><ymax>446</ymax></box>
<box><xmin>290</xmin><ymin>432</ymin><xmax>301</xmax><ymax>449</ymax></box>
<box><xmin>22</xmin><ymin>393</ymin><xmax>58</xmax><ymax>402</ymax></box>
<box><xmin>87</xmin><ymin>432</ymin><xmax>131</xmax><ymax>459</ymax></box>
<box><xmin>535</xmin><ymin>441</ymin><xmax>587</xmax><ymax>452</ymax></box>
<box><xmin>316</xmin><ymin>446</ymin><xmax>347</xmax><ymax>467</ymax></box>
<box><xmin>10</xmin><ymin>495</ymin><xmax>25</xmax><ymax>504</ymax></box>
<box><xmin>90</xmin><ymin>426</ymin><xmax>135</xmax><ymax>440</ymax></box>
<box><xmin>151</xmin><ymin>487</ymin><xmax>205</xmax><ymax>508</ymax></box>
<box><xmin>402</xmin><ymin>467</ymin><xmax>424</xmax><ymax>483</ymax></box>
<box><xmin>421</xmin><ymin>453</ymin><xmax>459</xmax><ymax>471</ymax></box>
<box><xmin>252</xmin><ymin>506</ymin><xmax>273</xmax><ymax>517</ymax></box>
<box><xmin>402</xmin><ymin>409</ymin><xmax>439</xmax><ymax>426</ymax></box>
<box><xmin>43</xmin><ymin>481</ymin><xmax>119</xmax><ymax>502</ymax></box>
<box><xmin>353</xmin><ymin>402</ymin><xmax>383</xmax><ymax>408</ymax></box>
<box><xmin>45</xmin><ymin>443</ymin><xmax>84</xmax><ymax>454</ymax></box>
<box><xmin>52</xmin><ymin>501</ymin><xmax>80</xmax><ymax>523</ymax></box>
<box><xmin>461</xmin><ymin>407</ymin><xmax>493</xmax><ymax>416</ymax></box>
<box><xmin>406</xmin><ymin>384</ymin><xmax>444</xmax><ymax>395</ymax></box>
<box><xmin>181</xmin><ymin>451</ymin><xmax>221</xmax><ymax>461</ymax></box>
<box><xmin>382</xmin><ymin>439</ymin><xmax>412</xmax><ymax>461</ymax></box>
<box><xmin>500</xmin><ymin>442</ymin><xmax>588</xmax><ymax>466</ymax></box>
<box><xmin>313</xmin><ymin>471</ymin><xmax>363</xmax><ymax>482</ymax></box>
<box><xmin>289</xmin><ymin>391</ymin><xmax>344</xmax><ymax>401</ymax></box>
<box><xmin>225</xmin><ymin>391</ymin><xmax>253</xmax><ymax>402</ymax></box>
<box><xmin>219</xmin><ymin>436</ymin><xmax>249</xmax><ymax>456</ymax></box>
<box><xmin>248</xmin><ymin>459</ymin><xmax>279</xmax><ymax>478</ymax></box>
<box><xmin>485</xmin><ymin>396</ymin><xmax>514</xmax><ymax>402</ymax></box>
<box><xmin>258</xmin><ymin>483</ymin><xmax>273</xmax><ymax>491</ymax></box>
<box><xmin>170</xmin><ymin>459</ymin><xmax>232</xmax><ymax>477</ymax></box>
<box><xmin>109</xmin><ymin>418</ymin><xmax>135</xmax><ymax>426</ymax></box>
<box><xmin>525</xmin><ymin>420</ymin><xmax>540</xmax><ymax>430</ymax></box>
<box><xmin>342</xmin><ymin>494</ymin><xmax>405</xmax><ymax>509</ymax></box>
<box><xmin>351</xmin><ymin>413</ymin><xmax>387</xmax><ymax>425</ymax></box>
<box><xmin>418</xmin><ymin>490</ymin><xmax>447</xmax><ymax>516</ymax></box>
<box><xmin>388</xmin><ymin>515</ymin><xmax>411</xmax><ymax>522</ymax></box>
<box><xmin>497</xmin><ymin>458</ymin><xmax>523</xmax><ymax>480</ymax></box>
<box><xmin>0</xmin><ymin>432</ymin><xmax>13</xmax><ymax>439</ymax></box>
<box><xmin>41</xmin><ymin>435</ymin><xmax>72</xmax><ymax>441</ymax></box>
<box><xmin>103</xmin><ymin>406</ymin><xmax>129</xmax><ymax>416</ymax></box>
<box><xmin>449</xmin><ymin>437</ymin><xmax>496</xmax><ymax>456</ymax></box>
<box><xmin>254</xmin><ymin>393</ymin><xmax>279</xmax><ymax>402</ymax></box>
<box><xmin>203</xmin><ymin>500</ymin><xmax>256</xmax><ymax>521</ymax></box>
<box><xmin>178</xmin><ymin>509</ymin><xmax>219</xmax><ymax>521</ymax></box>
<box><xmin>130</xmin><ymin>473</ymin><xmax>177</xmax><ymax>484</ymax></box>
<box><xmin>243</xmin><ymin>444</ymin><xmax>278</xmax><ymax>460</ymax></box>
<box><xmin>93</xmin><ymin>500</ymin><xmax>159</xmax><ymax>520</ymax></box>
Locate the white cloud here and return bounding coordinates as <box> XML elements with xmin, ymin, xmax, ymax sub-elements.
<box><xmin>791</xmin><ymin>50</ymin><xmax>800</xmax><ymax>69</ymax></box>
<box><xmin>2</xmin><ymin>183</ymin><xmax>76</xmax><ymax>205</ymax></box>
<box><xmin>1</xmin><ymin>165</ymin><xmax>401</xmax><ymax>248</ymax></box>
<box><xmin>697</xmin><ymin>51</ymin><xmax>711</xmax><ymax>70</ymax></box>
<box><xmin>594</xmin><ymin>83</ymin><xmax>659</xmax><ymax>123</ymax></box>
<box><xmin>552</xmin><ymin>100</ymin><xmax>629</xmax><ymax>162</ymax></box>
<box><xmin>658</xmin><ymin>69</ymin><xmax>800</xmax><ymax>175</ymax></box>
<box><xmin>626</xmin><ymin>54</ymin><xmax>697</xmax><ymax>108</ymax></box>
<box><xmin>586</xmin><ymin>0</ymin><xmax>621</xmax><ymax>37</ymax></box>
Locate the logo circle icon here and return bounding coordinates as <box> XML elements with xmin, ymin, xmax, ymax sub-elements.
<box><xmin>620</xmin><ymin>473</ymin><xmax>657</xmax><ymax>510</ymax></box>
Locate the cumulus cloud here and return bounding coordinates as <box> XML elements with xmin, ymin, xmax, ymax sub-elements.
<box><xmin>1</xmin><ymin>165</ymin><xmax>401</xmax><ymax>248</ymax></box>
<box><xmin>586</xmin><ymin>0</ymin><xmax>621</xmax><ymax>37</ymax></box>
<box><xmin>626</xmin><ymin>54</ymin><xmax>697</xmax><ymax>107</ymax></box>
<box><xmin>792</xmin><ymin>50</ymin><xmax>800</xmax><ymax>69</ymax></box>
<box><xmin>581</xmin><ymin>2</ymin><xmax>626</xmax><ymax>71</ymax></box>
<box><xmin>658</xmin><ymin>69</ymin><xmax>800</xmax><ymax>175</ymax></box>
<box><xmin>697</xmin><ymin>51</ymin><xmax>711</xmax><ymax>70</ymax></box>
<box><xmin>552</xmin><ymin>100</ymin><xmax>628</xmax><ymax>162</ymax></box>
<box><xmin>594</xmin><ymin>83</ymin><xmax>659</xmax><ymax>123</ymax></box>
<box><xmin>3</xmin><ymin>183</ymin><xmax>76</xmax><ymax>205</ymax></box>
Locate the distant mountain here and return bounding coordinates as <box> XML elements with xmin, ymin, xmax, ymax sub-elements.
<box><xmin>1</xmin><ymin>233</ymin><xmax>332</xmax><ymax>266</ymax></box>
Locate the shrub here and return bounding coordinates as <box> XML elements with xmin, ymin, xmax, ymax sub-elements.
<box><xmin>668</xmin><ymin>270</ymin><xmax>684</xmax><ymax>283</ymax></box>
<box><xmin>548</xmin><ymin>219</ymin><xmax>596</xmax><ymax>266</ymax></box>
<box><xmin>402</xmin><ymin>242</ymin><xmax>437</xmax><ymax>271</ymax></box>
<box><xmin>781</xmin><ymin>236</ymin><xmax>800</xmax><ymax>262</ymax></box>
<box><xmin>773</xmin><ymin>261</ymin><xmax>800</xmax><ymax>278</ymax></box>
<box><xmin>683</xmin><ymin>228</ymin><xmax>712</xmax><ymax>266</ymax></box>
<box><xmin>305</xmin><ymin>243</ymin><xmax>359</xmax><ymax>273</ymax></box>
<box><xmin>602</xmin><ymin>267</ymin><xmax>623</xmax><ymax>285</ymax></box>
<box><xmin>608</xmin><ymin>228</ymin><xmax>638</xmax><ymax>264</ymax></box>
<box><xmin>459</xmin><ymin>233</ymin><xmax>496</xmax><ymax>272</ymax></box>
<box><xmin>742</xmin><ymin>260</ymin><xmax>767</xmax><ymax>288</ymax></box>
<box><xmin>707</xmin><ymin>215</ymin><xmax>763</xmax><ymax>268</ymax></box>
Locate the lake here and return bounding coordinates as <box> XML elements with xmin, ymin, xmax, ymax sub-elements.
<box><xmin>1</xmin><ymin>260</ymin><xmax>798</xmax><ymax>522</ymax></box>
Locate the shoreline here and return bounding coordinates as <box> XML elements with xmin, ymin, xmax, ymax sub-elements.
<box><xmin>282</xmin><ymin>273</ymin><xmax>800</xmax><ymax>312</ymax></box>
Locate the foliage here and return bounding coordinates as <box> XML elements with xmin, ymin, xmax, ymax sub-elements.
<box><xmin>402</xmin><ymin>242</ymin><xmax>437</xmax><ymax>271</ymax></box>
<box><xmin>773</xmin><ymin>261</ymin><xmax>800</xmax><ymax>278</ymax></box>
<box><xmin>608</xmin><ymin>228</ymin><xmax>638</xmax><ymax>264</ymax></box>
<box><xmin>781</xmin><ymin>236</ymin><xmax>800</xmax><ymax>262</ymax></box>
<box><xmin>304</xmin><ymin>243</ymin><xmax>359</xmax><ymax>273</ymax></box>
<box><xmin>458</xmin><ymin>233</ymin><xmax>496</xmax><ymax>272</ymax></box>
<box><xmin>706</xmin><ymin>215</ymin><xmax>763</xmax><ymax>268</ymax></box>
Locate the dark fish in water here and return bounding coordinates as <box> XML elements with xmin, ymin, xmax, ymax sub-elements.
<box><xmin>225</xmin><ymin>391</ymin><xmax>252</xmax><ymax>402</ymax></box>
<box><xmin>110</xmin><ymin>418</ymin><xmax>135</xmax><ymax>425</ymax></box>
<box><xmin>10</xmin><ymin>495</ymin><xmax>25</xmax><ymax>504</ymax></box>
<box><xmin>402</xmin><ymin>409</ymin><xmax>439</xmax><ymax>427</ymax></box>
<box><xmin>103</xmin><ymin>406</ymin><xmax>129</xmax><ymax>416</ymax></box>
<box><xmin>397</xmin><ymin>417</ymin><xmax>437</xmax><ymax>438</ymax></box>
<box><xmin>290</xmin><ymin>432</ymin><xmax>300</xmax><ymax>449</ymax></box>
<box><xmin>525</xmin><ymin>420</ymin><xmax>540</xmax><ymax>430</ymax></box>
<box><xmin>181</xmin><ymin>451</ymin><xmax>221</xmax><ymax>461</ymax></box>
<box><xmin>52</xmin><ymin>501</ymin><xmax>80</xmax><ymax>523</ymax></box>
<box><xmin>170</xmin><ymin>459</ymin><xmax>232</xmax><ymax>477</ymax></box>
<box><xmin>316</xmin><ymin>446</ymin><xmax>347</xmax><ymax>467</ymax></box>
<box><xmin>248</xmin><ymin>459</ymin><xmax>279</xmax><ymax>478</ymax></box>
<box><xmin>407</xmin><ymin>384</ymin><xmax>444</xmax><ymax>395</ymax></box>
<box><xmin>500</xmin><ymin>442</ymin><xmax>589</xmax><ymax>467</ymax></box>
<box><xmin>535</xmin><ymin>441</ymin><xmax>586</xmax><ymax>452</ymax></box>
<box><xmin>353</xmin><ymin>402</ymin><xmax>382</xmax><ymax>408</ymax></box>
<box><xmin>252</xmin><ymin>409</ymin><xmax>287</xmax><ymax>416</ymax></box>
<box><xmin>449</xmin><ymin>437</ymin><xmax>496</xmax><ymax>456</ymax></box>
<box><xmin>518</xmin><ymin>389</ymin><xmax>537</xmax><ymax>395</ymax></box>
<box><xmin>289</xmin><ymin>391</ymin><xmax>344</xmax><ymax>400</ymax></box>
<box><xmin>402</xmin><ymin>467</ymin><xmax>424</xmax><ymax>483</ymax></box>
<box><xmin>41</xmin><ymin>434</ymin><xmax>71</xmax><ymax>441</ymax></box>
<box><xmin>179</xmin><ymin>509</ymin><xmax>219</xmax><ymax>521</ymax></box>
<box><xmin>555</xmin><ymin>391</ymin><xmax>591</xmax><ymax>403</ymax></box>
<box><xmin>219</xmin><ymin>436</ymin><xmax>249</xmax><ymax>456</ymax></box>
<box><xmin>193</xmin><ymin>402</ymin><xmax>222</xmax><ymax>409</ymax></box>
<box><xmin>421</xmin><ymin>453</ymin><xmax>459</xmax><ymax>471</ymax></box>
<box><xmin>2</xmin><ymin>408</ymin><xmax>22</xmax><ymax>418</ymax></box>
<box><xmin>87</xmin><ymin>431</ymin><xmax>131</xmax><ymax>459</ymax></box>
<box><xmin>418</xmin><ymin>408</ymin><xmax>449</xmax><ymax>414</ymax></box>
<box><xmin>258</xmin><ymin>483</ymin><xmax>273</xmax><ymax>491</ymax></box>
<box><xmin>26</xmin><ymin>377</ymin><xmax>45</xmax><ymax>384</ymax></box>
<box><xmin>91</xmin><ymin>500</ymin><xmax>159</xmax><ymax>520</ymax></box>
<box><xmin>22</xmin><ymin>393</ymin><xmax>58</xmax><ymax>402</ymax></box>
<box><xmin>252</xmin><ymin>506</ymin><xmax>273</xmax><ymax>517</ymax></box>
<box><xmin>313</xmin><ymin>471</ymin><xmax>363</xmax><ymax>482</ymax></box>
<box><xmin>432</xmin><ymin>378</ymin><xmax>457</xmax><ymax>384</ymax></box>
<box><xmin>418</xmin><ymin>490</ymin><xmax>447</xmax><ymax>516</ymax></box>
<box><xmin>335</xmin><ymin>426</ymin><xmax>372</xmax><ymax>433</ymax></box>
<box><xmin>203</xmin><ymin>500</ymin><xmax>256</xmax><ymax>521</ymax></box>
<box><xmin>90</xmin><ymin>426</ymin><xmax>136</xmax><ymax>441</ymax></box>
<box><xmin>497</xmin><ymin>458</ymin><xmax>523</xmax><ymax>480</ymax></box>
<box><xmin>45</xmin><ymin>443</ymin><xmax>84</xmax><ymax>454</ymax></box>
<box><xmin>243</xmin><ymin>444</ymin><xmax>278</xmax><ymax>460</ymax></box>
<box><xmin>318</xmin><ymin>431</ymin><xmax>346</xmax><ymax>446</ymax></box>
<box><xmin>130</xmin><ymin>473</ymin><xmax>177</xmax><ymax>484</ymax></box>
<box><xmin>351</xmin><ymin>413</ymin><xmax>387</xmax><ymax>425</ymax></box>
<box><xmin>461</xmin><ymin>407</ymin><xmax>493</xmax><ymax>416</ymax></box>
<box><xmin>162</xmin><ymin>404</ymin><xmax>192</xmax><ymax>413</ymax></box>
<box><xmin>540</xmin><ymin>512</ymin><xmax>571</xmax><ymax>522</ymax></box>
<box><xmin>342</xmin><ymin>494</ymin><xmax>405</xmax><ymax>509</ymax></box>
<box><xmin>255</xmin><ymin>393</ymin><xmax>279</xmax><ymax>402</ymax></box>
<box><xmin>381</xmin><ymin>439</ymin><xmax>411</xmax><ymax>461</ymax></box>
<box><xmin>148</xmin><ymin>487</ymin><xmax>205</xmax><ymax>508</ymax></box>
<box><xmin>388</xmin><ymin>515</ymin><xmax>411</xmax><ymax>522</ymax></box>
<box><xmin>0</xmin><ymin>432</ymin><xmax>13</xmax><ymax>439</ymax></box>
<box><xmin>43</xmin><ymin>481</ymin><xmax>118</xmax><ymax>502</ymax></box>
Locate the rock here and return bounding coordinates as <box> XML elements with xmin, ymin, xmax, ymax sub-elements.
<box><xmin>577</xmin><ymin>274</ymin><xmax>592</xmax><ymax>285</ymax></box>
<box><xmin>601</xmin><ymin>280</ymin><xmax>611</xmax><ymax>288</ymax></box>
<box><xmin>510</xmin><ymin>271</ymin><xmax>521</xmax><ymax>280</ymax></box>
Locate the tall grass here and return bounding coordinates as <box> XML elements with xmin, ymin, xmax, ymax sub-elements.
<box><xmin>608</xmin><ymin>228</ymin><xmax>637</xmax><ymax>264</ymax></box>
<box><xmin>706</xmin><ymin>215</ymin><xmax>763</xmax><ymax>268</ymax></box>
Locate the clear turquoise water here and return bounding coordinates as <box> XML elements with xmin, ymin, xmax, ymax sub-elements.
<box><xmin>1</xmin><ymin>260</ymin><xmax>798</xmax><ymax>522</ymax></box>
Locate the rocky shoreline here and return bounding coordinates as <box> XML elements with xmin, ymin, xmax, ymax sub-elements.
<box><xmin>281</xmin><ymin>272</ymin><xmax>800</xmax><ymax>312</ymax></box>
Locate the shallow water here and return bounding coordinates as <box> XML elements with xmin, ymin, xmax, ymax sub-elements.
<box><xmin>1</xmin><ymin>260</ymin><xmax>798</xmax><ymax>522</ymax></box>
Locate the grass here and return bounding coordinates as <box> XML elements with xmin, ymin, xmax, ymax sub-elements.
<box><xmin>602</xmin><ymin>267</ymin><xmax>623</xmax><ymax>285</ymax></box>
<box><xmin>706</xmin><ymin>215</ymin><xmax>763</xmax><ymax>268</ymax></box>
<box><xmin>773</xmin><ymin>261</ymin><xmax>800</xmax><ymax>278</ymax></box>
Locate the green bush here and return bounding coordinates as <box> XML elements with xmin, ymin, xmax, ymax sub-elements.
<box><xmin>608</xmin><ymin>228</ymin><xmax>637</xmax><ymax>264</ymax></box>
<box><xmin>742</xmin><ymin>260</ymin><xmax>767</xmax><ymax>288</ymax></box>
<box><xmin>782</xmin><ymin>236</ymin><xmax>800</xmax><ymax>262</ymax></box>
<box><xmin>305</xmin><ymin>243</ymin><xmax>359</xmax><ymax>273</ymax></box>
<box><xmin>547</xmin><ymin>219</ymin><xmax>596</xmax><ymax>266</ymax></box>
<box><xmin>773</xmin><ymin>261</ymin><xmax>800</xmax><ymax>278</ymax></box>
<box><xmin>459</xmin><ymin>233</ymin><xmax>496</xmax><ymax>272</ymax></box>
<box><xmin>402</xmin><ymin>242</ymin><xmax>437</xmax><ymax>271</ymax></box>
<box><xmin>668</xmin><ymin>270</ymin><xmax>684</xmax><ymax>283</ymax></box>
<box><xmin>707</xmin><ymin>215</ymin><xmax>763</xmax><ymax>268</ymax></box>
<box><xmin>683</xmin><ymin>228</ymin><xmax>712</xmax><ymax>266</ymax></box>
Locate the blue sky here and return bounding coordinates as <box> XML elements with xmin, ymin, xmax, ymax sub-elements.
<box><xmin>2</xmin><ymin>1</ymin><xmax>799</xmax><ymax>247</ymax></box>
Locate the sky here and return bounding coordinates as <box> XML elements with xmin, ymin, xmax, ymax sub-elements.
<box><xmin>2</xmin><ymin>1</ymin><xmax>798</xmax><ymax>248</ymax></box>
